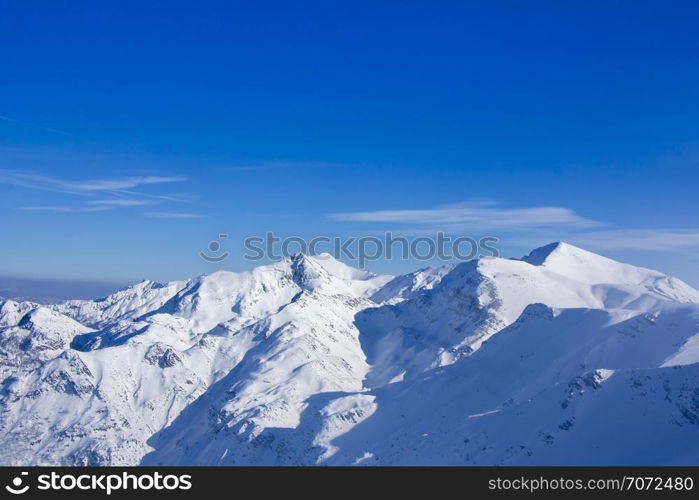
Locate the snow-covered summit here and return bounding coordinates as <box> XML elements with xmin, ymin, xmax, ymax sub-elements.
<box><xmin>522</xmin><ymin>242</ymin><xmax>699</xmax><ymax>296</ymax></box>
<box><xmin>519</xmin><ymin>241</ymin><xmax>699</xmax><ymax>305</ymax></box>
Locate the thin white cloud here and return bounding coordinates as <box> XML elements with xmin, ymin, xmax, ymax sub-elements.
<box><xmin>147</xmin><ymin>212</ymin><xmax>204</xmax><ymax>219</ymax></box>
<box><xmin>110</xmin><ymin>189</ymin><xmax>199</xmax><ymax>202</ymax></box>
<box><xmin>67</xmin><ymin>176</ymin><xmax>186</xmax><ymax>191</ymax></box>
<box><xmin>330</xmin><ymin>201</ymin><xmax>699</xmax><ymax>256</ymax></box>
<box><xmin>0</xmin><ymin>170</ymin><xmax>186</xmax><ymax>195</ymax></box>
<box><xmin>2</xmin><ymin>170</ymin><xmax>191</xmax><ymax>215</ymax></box>
<box><xmin>0</xmin><ymin>114</ymin><xmax>76</xmax><ymax>137</ymax></box>
<box><xmin>330</xmin><ymin>202</ymin><xmax>602</xmax><ymax>230</ymax></box>
<box><xmin>88</xmin><ymin>199</ymin><xmax>152</xmax><ymax>207</ymax></box>
<box><xmin>16</xmin><ymin>206</ymin><xmax>75</xmax><ymax>213</ymax></box>
<box><xmin>569</xmin><ymin>229</ymin><xmax>699</xmax><ymax>251</ymax></box>
<box><xmin>223</xmin><ymin>160</ymin><xmax>341</xmax><ymax>172</ymax></box>
<box><xmin>17</xmin><ymin>205</ymin><xmax>114</xmax><ymax>213</ymax></box>
<box><xmin>0</xmin><ymin>171</ymin><xmax>79</xmax><ymax>195</ymax></box>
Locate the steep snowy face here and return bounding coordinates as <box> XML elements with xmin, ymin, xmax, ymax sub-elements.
<box><xmin>370</xmin><ymin>265</ymin><xmax>455</xmax><ymax>305</ymax></box>
<box><xmin>56</xmin><ymin>280</ymin><xmax>188</xmax><ymax>328</ymax></box>
<box><xmin>0</xmin><ymin>299</ymin><xmax>38</xmax><ymax>328</ymax></box>
<box><xmin>317</xmin><ymin>301</ymin><xmax>699</xmax><ymax>466</ymax></box>
<box><xmin>142</xmin><ymin>291</ymin><xmax>379</xmax><ymax>466</ymax></box>
<box><xmin>0</xmin><ymin>254</ymin><xmax>392</xmax><ymax>466</ymax></box>
<box><xmin>358</xmin><ymin>243</ymin><xmax>699</xmax><ymax>388</ymax></box>
<box><xmin>139</xmin><ymin>254</ymin><xmax>392</xmax><ymax>465</ymax></box>
<box><xmin>0</xmin><ymin>307</ymin><xmax>94</xmax><ymax>370</ymax></box>
<box><xmin>1</xmin><ymin>243</ymin><xmax>699</xmax><ymax>466</ymax></box>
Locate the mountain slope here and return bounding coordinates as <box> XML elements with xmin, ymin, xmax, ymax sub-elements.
<box><xmin>0</xmin><ymin>254</ymin><xmax>391</xmax><ymax>465</ymax></box>
<box><xmin>320</xmin><ymin>302</ymin><xmax>699</xmax><ymax>465</ymax></box>
<box><xmin>1</xmin><ymin>243</ymin><xmax>698</xmax><ymax>466</ymax></box>
<box><xmin>356</xmin><ymin>242</ymin><xmax>699</xmax><ymax>388</ymax></box>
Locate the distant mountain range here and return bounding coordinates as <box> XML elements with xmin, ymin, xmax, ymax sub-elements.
<box><xmin>0</xmin><ymin>275</ymin><xmax>125</xmax><ymax>304</ymax></box>
<box><xmin>1</xmin><ymin>242</ymin><xmax>698</xmax><ymax>465</ymax></box>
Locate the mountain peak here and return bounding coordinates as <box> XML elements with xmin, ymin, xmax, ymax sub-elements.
<box><xmin>288</xmin><ymin>252</ymin><xmax>307</xmax><ymax>262</ymax></box>
<box><xmin>285</xmin><ymin>252</ymin><xmax>381</xmax><ymax>283</ymax></box>
<box><xmin>519</xmin><ymin>241</ymin><xmax>673</xmax><ymax>286</ymax></box>
<box><xmin>520</xmin><ymin>241</ymin><xmax>583</xmax><ymax>266</ymax></box>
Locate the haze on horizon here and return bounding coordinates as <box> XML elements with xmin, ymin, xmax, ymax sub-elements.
<box><xmin>1</xmin><ymin>1</ymin><xmax>698</xmax><ymax>289</ymax></box>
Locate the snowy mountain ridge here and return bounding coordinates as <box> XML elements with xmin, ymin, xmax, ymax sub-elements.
<box><xmin>1</xmin><ymin>243</ymin><xmax>698</xmax><ymax>465</ymax></box>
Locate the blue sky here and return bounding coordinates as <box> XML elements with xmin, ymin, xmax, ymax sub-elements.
<box><xmin>1</xmin><ymin>1</ymin><xmax>698</xmax><ymax>287</ymax></box>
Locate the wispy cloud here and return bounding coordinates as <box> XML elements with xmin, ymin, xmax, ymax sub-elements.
<box><xmin>330</xmin><ymin>201</ymin><xmax>699</xmax><ymax>257</ymax></box>
<box><xmin>569</xmin><ymin>229</ymin><xmax>699</xmax><ymax>251</ymax></box>
<box><xmin>109</xmin><ymin>189</ymin><xmax>199</xmax><ymax>203</ymax></box>
<box><xmin>147</xmin><ymin>212</ymin><xmax>204</xmax><ymax>219</ymax></box>
<box><xmin>330</xmin><ymin>201</ymin><xmax>602</xmax><ymax>230</ymax></box>
<box><xmin>0</xmin><ymin>170</ymin><xmax>186</xmax><ymax>195</ymax></box>
<box><xmin>87</xmin><ymin>199</ymin><xmax>152</xmax><ymax>207</ymax></box>
<box><xmin>67</xmin><ymin>176</ymin><xmax>186</xmax><ymax>191</ymax></box>
<box><xmin>223</xmin><ymin>160</ymin><xmax>340</xmax><ymax>172</ymax></box>
<box><xmin>17</xmin><ymin>205</ymin><xmax>114</xmax><ymax>213</ymax></box>
<box><xmin>0</xmin><ymin>171</ymin><xmax>79</xmax><ymax>195</ymax></box>
<box><xmin>1</xmin><ymin>169</ymin><xmax>192</xmax><ymax>216</ymax></box>
<box><xmin>0</xmin><ymin>114</ymin><xmax>78</xmax><ymax>138</ymax></box>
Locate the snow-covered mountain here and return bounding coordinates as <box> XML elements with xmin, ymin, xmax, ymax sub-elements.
<box><xmin>1</xmin><ymin>243</ymin><xmax>698</xmax><ymax>466</ymax></box>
